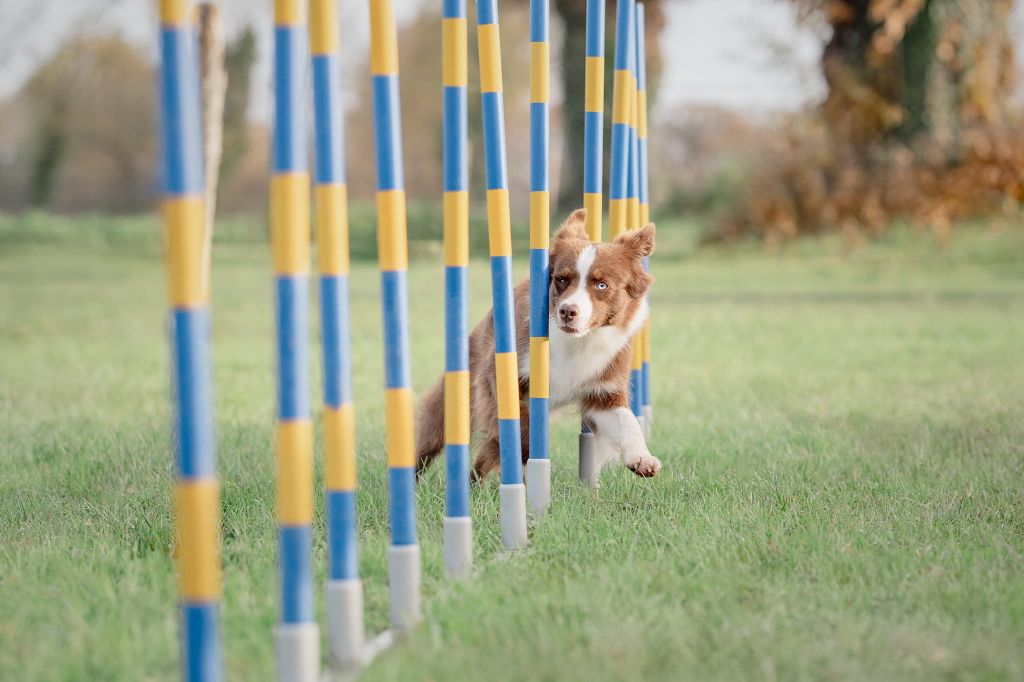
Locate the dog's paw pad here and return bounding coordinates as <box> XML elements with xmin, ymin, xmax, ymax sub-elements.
<box><xmin>628</xmin><ymin>454</ymin><xmax>661</xmax><ymax>478</ymax></box>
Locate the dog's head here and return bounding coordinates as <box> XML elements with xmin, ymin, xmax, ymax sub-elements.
<box><xmin>548</xmin><ymin>208</ymin><xmax>654</xmax><ymax>337</ymax></box>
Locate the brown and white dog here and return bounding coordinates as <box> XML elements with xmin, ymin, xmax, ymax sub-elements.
<box><xmin>415</xmin><ymin>208</ymin><xmax>661</xmax><ymax>483</ymax></box>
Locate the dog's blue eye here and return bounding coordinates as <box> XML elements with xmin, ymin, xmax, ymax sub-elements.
<box><xmin>596</xmin><ymin>282</ymin><xmax>608</xmax><ymax>290</ymax></box>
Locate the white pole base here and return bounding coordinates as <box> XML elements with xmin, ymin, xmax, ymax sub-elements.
<box><xmin>325</xmin><ymin>578</ymin><xmax>364</xmax><ymax>670</ymax></box>
<box><xmin>643</xmin><ymin>405</ymin><xmax>653</xmax><ymax>438</ymax></box>
<box><xmin>499</xmin><ymin>483</ymin><xmax>528</xmax><ymax>550</ymax></box>
<box><xmin>443</xmin><ymin>516</ymin><xmax>473</xmax><ymax>579</ymax></box>
<box><xmin>274</xmin><ymin>621</ymin><xmax>320</xmax><ymax>682</ymax></box>
<box><xmin>579</xmin><ymin>431</ymin><xmax>598</xmax><ymax>488</ymax></box>
<box><xmin>636</xmin><ymin>414</ymin><xmax>646</xmax><ymax>440</ymax></box>
<box><xmin>525</xmin><ymin>458</ymin><xmax>551</xmax><ymax>515</ymax></box>
<box><xmin>387</xmin><ymin>544</ymin><xmax>421</xmax><ymax>630</ymax></box>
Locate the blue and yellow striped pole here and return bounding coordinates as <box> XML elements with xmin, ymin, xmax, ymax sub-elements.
<box><xmin>627</xmin><ymin>11</ymin><xmax>645</xmax><ymax>431</ymax></box>
<box><xmin>158</xmin><ymin>2</ymin><xmax>222</xmax><ymax>680</ymax></box>
<box><xmin>525</xmin><ymin>0</ymin><xmax>551</xmax><ymax>514</ymax></box>
<box><xmin>583</xmin><ymin>0</ymin><xmax>604</xmax><ymax>242</ymax></box>
<box><xmin>636</xmin><ymin>3</ymin><xmax>649</xmax><ymax>231</ymax></box>
<box><xmin>475</xmin><ymin>0</ymin><xmax>528</xmax><ymax>549</ymax></box>
<box><xmin>627</xmin><ymin>47</ymin><xmax>640</xmax><ymax>234</ymax></box>
<box><xmin>577</xmin><ymin>0</ymin><xmax>606</xmax><ymax>486</ymax></box>
<box><xmin>369</xmin><ymin>0</ymin><xmax>422</xmax><ymax>628</ymax></box>
<box><xmin>636</xmin><ymin>3</ymin><xmax>653</xmax><ymax>434</ymax></box>
<box><xmin>625</xmin><ymin>38</ymin><xmax>639</xmax><ymax>235</ymax></box>
<box><xmin>608</xmin><ymin>0</ymin><xmax>634</xmax><ymax>241</ymax></box>
<box><xmin>310</xmin><ymin>0</ymin><xmax>364</xmax><ymax>667</ymax></box>
<box><xmin>442</xmin><ymin>0</ymin><xmax>473</xmax><ymax>578</ymax></box>
<box><xmin>271</xmin><ymin>2</ymin><xmax>319</xmax><ymax>680</ymax></box>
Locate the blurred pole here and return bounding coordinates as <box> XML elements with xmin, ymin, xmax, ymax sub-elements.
<box><xmin>636</xmin><ymin>3</ymin><xmax>652</xmax><ymax>435</ymax></box>
<box><xmin>270</xmin><ymin>1</ymin><xmax>319</xmax><ymax>680</ymax></box>
<box><xmin>627</xmin><ymin>9</ymin><xmax>644</xmax><ymax>432</ymax></box>
<box><xmin>368</xmin><ymin>0</ymin><xmax>423</xmax><ymax>629</ymax></box>
<box><xmin>441</xmin><ymin>0</ymin><xmax>473</xmax><ymax>577</ymax></box>
<box><xmin>608</xmin><ymin>0</ymin><xmax>634</xmax><ymax>241</ymax></box>
<box><xmin>475</xmin><ymin>0</ymin><xmax>528</xmax><ymax>550</ymax></box>
<box><xmin>526</xmin><ymin>0</ymin><xmax>552</xmax><ymax>515</ymax></box>
<box><xmin>309</xmin><ymin>0</ymin><xmax>365</xmax><ymax>669</ymax></box>
<box><xmin>157</xmin><ymin>1</ymin><xmax>223</xmax><ymax>679</ymax></box>
<box><xmin>577</xmin><ymin>0</ymin><xmax>605</xmax><ymax>487</ymax></box>
<box><xmin>582</xmin><ymin>0</ymin><xmax>604</xmax><ymax>243</ymax></box>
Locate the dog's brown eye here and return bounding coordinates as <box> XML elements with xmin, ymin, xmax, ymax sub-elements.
<box><xmin>595</xmin><ymin>282</ymin><xmax>608</xmax><ymax>291</ymax></box>
<box><xmin>555</xmin><ymin>277</ymin><xmax>569</xmax><ymax>287</ymax></box>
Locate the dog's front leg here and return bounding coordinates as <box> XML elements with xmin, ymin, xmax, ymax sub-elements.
<box><xmin>585</xmin><ymin>403</ymin><xmax>661</xmax><ymax>479</ymax></box>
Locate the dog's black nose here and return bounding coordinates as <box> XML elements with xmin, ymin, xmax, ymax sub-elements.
<box><xmin>559</xmin><ymin>304</ymin><xmax>578</xmax><ymax>324</ymax></box>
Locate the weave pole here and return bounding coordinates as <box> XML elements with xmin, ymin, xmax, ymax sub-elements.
<box><xmin>636</xmin><ymin>3</ymin><xmax>649</xmax><ymax>231</ymax></box>
<box><xmin>608</xmin><ymin>0</ymin><xmax>634</xmax><ymax>242</ymax></box>
<box><xmin>577</xmin><ymin>0</ymin><xmax>606</xmax><ymax>486</ymax></box>
<box><xmin>525</xmin><ymin>0</ymin><xmax>552</xmax><ymax>514</ymax></box>
<box><xmin>309</xmin><ymin>0</ymin><xmax>364</xmax><ymax>667</ymax></box>
<box><xmin>270</xmin><ymin>2</ymin><xmax>319</xmax><ymax>679</ymax></box>
<box><xmin>158</xmin><ymin>2</ymin><xmax>223</xmax><ymax>680</ymax></box>
<box><xmin>626</xmin><ymin>48</ymin><xmax>639</xmax><ymax>233</ymax></box>
<box><xmin>636</xmin><ymin>3</ymin><xmax>653</xmax><ymax>434</ymax></box>
<box><xmin>475</xmin><ymin>0</ymin><xmax>528</xmax><ymax>550</ymax></box>
<box><xmin>369</xmin><ymin>0</ymin><xmax>422</xmax><ymax>628</ymax></box>
<box><xmin>582</xmin><ymin>0</ymin><xmax>605</xmax><ymax>242</ymax></box>
<box><xmin>442</xmin><ymin>0</ymin><xmax>473</xmax><ymax>577</ymax></box>
<box><xmin>627</xmin><ymin>9</ymin><xmax>645</xmax><ymax>431</ymax></box>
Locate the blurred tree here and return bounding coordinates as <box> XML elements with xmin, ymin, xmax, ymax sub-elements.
<box><xmin>796</xmin><ymin>0</ymin><xmax>1015</xmax><ymax>152</ymax></box>
<box><xmin>548</xmin><ymin>0</ymin><xmax>665</xmax><ymax>213</ymax></box>
<box><xmin>712</xmin><ymin>0</ymin><xmax>1021</xmax><ymax>241</ymax></box>
<box><xmin>220</xmin><ymin>26</ymin><xmax>256</xmax><ymax>186</ymax></box>
<box><xmin>22</xmin><ymin>35</ymin><xmax>156</xmax><ymax>211</ymax></box>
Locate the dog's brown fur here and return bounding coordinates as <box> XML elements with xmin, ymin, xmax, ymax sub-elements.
<box><xmin>415</xmin><ymin>208</ymin><xmax>655</xmax><ymax>480</ymax></box>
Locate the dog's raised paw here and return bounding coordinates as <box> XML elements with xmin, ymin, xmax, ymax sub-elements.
<box><xmin>628</xmin><ymin>454</ymin><xmax>661</xmax><ymax>478</ymax></box>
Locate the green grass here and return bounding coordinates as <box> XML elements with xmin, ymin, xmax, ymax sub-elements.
<box><xmin>1</xmin><ymin>213</ymin><xmax>1023</xmax><ymax>681</ymax></box>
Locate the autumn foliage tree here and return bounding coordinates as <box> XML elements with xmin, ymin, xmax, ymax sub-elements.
<box><xmin>720</xmin><ymin>0</ymin><xmax>1022</xmax><ymax>241</ymax></box>
<box><xmin>811</xmin><ymin>0</ymin><xmax>1016</xmax><ymax>149</ymax></box>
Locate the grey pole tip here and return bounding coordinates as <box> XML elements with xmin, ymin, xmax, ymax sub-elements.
<box><xmin>325</xmin><ymin>578</ymin><xmax>364</xmax><ymax>670</ymax></box>
<box><xmin>387</xmin><ymin>544</ymin><xmax>421</xmax><ymax>630</ymax></box>
<box><xmin>526</xmin><ymin>458</ymin><xmax>551</xmax><ymax>514</ymax></box>
<box><xmin>274</xmin><ymin>622</ymin><xmax>320</xmax><ymax>682</ymax></box>
<box><xmin>443</xmin><ymin>516</ymin><xmax>473</xmax><ymax>578</ymax></box>
<box><xmin>579</xmin><ymin>431</ymin><xmax>599</xmax><ymax>488</ymax></box>
<box><xmin>499</xmin><ymin>483</ymin><xmax>528</xmax><ymax>550</ymax></box>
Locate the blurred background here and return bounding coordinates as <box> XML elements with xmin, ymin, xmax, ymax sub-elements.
<box><xmin>2</xmin><ymin>0</ymin><xmax>1022</xmax><ymax>244</ymax></box>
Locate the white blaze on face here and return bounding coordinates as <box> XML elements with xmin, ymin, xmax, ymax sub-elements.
<box><xmin>559</xmin><ymin>245</ymin><xmax>596</xmax><ymax>333</ymax></box>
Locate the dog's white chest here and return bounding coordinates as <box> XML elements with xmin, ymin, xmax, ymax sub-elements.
<box><xmin>520</xmin><ymin>302</ymin><xmax>647</xmax><ymax>408</ymax></box>
<box><xmin>544</xmin><ymin>325</ymin><xmax>630</xmax><ymax>406</ymax></box>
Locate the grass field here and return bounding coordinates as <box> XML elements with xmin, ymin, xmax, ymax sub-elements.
<box><xmin>2</xmin><ymin>213</ymin><xmax>1023</xmax><ymax>681</ymax></box>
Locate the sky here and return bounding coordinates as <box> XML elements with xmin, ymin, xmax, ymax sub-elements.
<box><xmin>0</xmin><ymin>0</ymin><xmax>1021</xmax><ymax>120</ymax></box>
<box><xmin>658</xmin><ymin>0</ymin><xmax>825</xmax><ymax>115</ymax></box>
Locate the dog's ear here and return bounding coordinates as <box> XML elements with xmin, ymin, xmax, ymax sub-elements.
<box><xmin>553</xmin><ymin>208</ymin><xmax>588</xmax><ymax>243</ymax></box>
<box><xmin>626</xmin><ymin>270</ymin><xmax>654</xmax><ymax>300</ymax></box>
<box><xmin>613</xmin><ymin>223</ymin><xmax>655</xmax><ymax>258</ymax></box>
